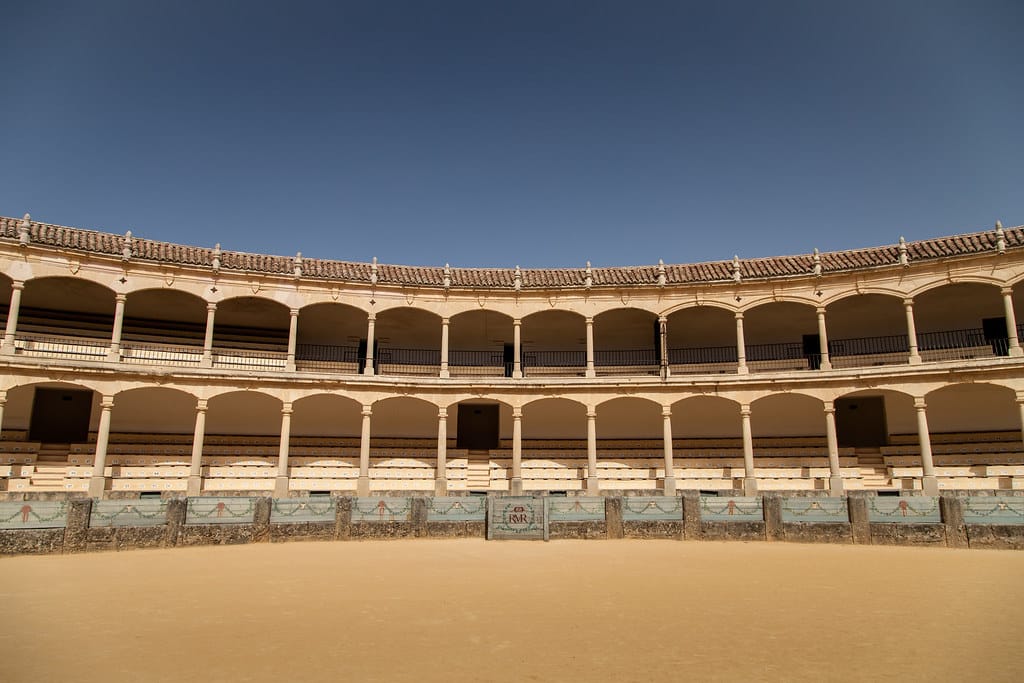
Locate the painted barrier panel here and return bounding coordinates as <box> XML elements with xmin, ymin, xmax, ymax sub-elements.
<box><xmin>868</xmin><ymin>496</ymin><xmax>940</xmax><ymax>523</ymax></box>
<box><xmin>699</xmin><ymin>496</ymin><xmax>763</xmax><ymax>522</ymax></box>
<box><xmin>0</xmin><ymin>501</ymin><xmax>68</xmax><ymax>529</ymax></box>
<box><xmin>186</xmin><ymin>497</ymin><xmax>256</xmax><ymax>525</ymax></box>
<box><xmin>623</xmin><ymin>496</ymin><xmax>683</xmax><ymax>521</ymax></box>
<box><xmin>782</xmin><ymin>497</ymin><xmax>848</xmax><ymax>524</ymax></box>
<box><xmin>271</xmin><ymin>497</ymin><xmax>336</xmax><ymax>524</ymax></box>
<box><xmin>427</xmin><ymin>496</ymin><xmax>486</xmax><ymax>522</ymax></box>
<box><xmin>352</xmin><ymin>497</ymin><xmax>411</xmax><ymax>522</ymax></box>
<box><xmin>488</xmin><ymin>496</ymin><xmax>548</xmax><ymax>540</ymax></box>
<box><xmin>961</xmin><ymin>497</ymin><xmax>1024</xmax><ymax>525</ymax></box>
<box><xmin>547</xmin><ymin>497</ymin><xmax>605</xmax><ymax>522</ymax></box>
<box><xmin>91</xmin><ymin>499</ymin><xmax>169</xmax><ymax>528</ymax></box>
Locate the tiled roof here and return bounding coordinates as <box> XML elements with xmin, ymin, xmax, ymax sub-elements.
<box><xmin>1</xmin><ymin>215</ymin><xmax>1020</xmax><ymax>290</ymax></box>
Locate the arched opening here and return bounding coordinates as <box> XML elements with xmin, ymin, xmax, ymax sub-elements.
<box><xmin>295</xmin><ymin>303</ymin><xmax>367</xmax><ymax>374</ymax></box>
<box><xmin>212</xmin><ymin>297</ymin><xmax>290</xmax><ymax>370</ymax></box>
<box><xmin>15</xmin><ymin>277</ymin><xmax>115</xmax><ymax>360</ymax></box>
<box><xmin>369</xmin><ymin>397</ymin><xmax>440</xmax><ymax>492</ymax></box>
<box><xmin>111</xmin><ymin>387</ymin><xmax>196</xmax><ymax>436</ymax></box>
<box><xmin>666</xmin><ymin>306</ymin><xmax>738</xmax><ymax>375</ymax></box>
<box><xmin>120</xmin><ymin>289</ymin><xmax>208</xmax><ymax>366</ymax></box>
<box><xmin>206</xmin><ymin>391</ymin><xmax>282</xmax><ymax>438</ymax></box>
<box><xmin>3</xmin><ymin>382</ymin><xmax>100</xmax><ymax>455</ymax></box>
<box><xmin>291</xmin><ymin>394</ymin><xmax>363</xmax><ymax>438</ymax></box>
<box><xmin>750</xmin><ymin>393</ymin><xmax>824</xmax><ymax>438</ymax></box>
<box><xmin>826</xmin><ymin>294</ymin><xmax>910</xmax><ymax>368</ymax></box>
<box><xmin>521</xmin><ymin>398</ymin><xmax>587</xmax><ymax>492</ymax></box>
<box><xmin>743</xmin><ymin>302</ymin><xmax>819</xmax><ymax>372</ymax></box>
<box><xmin>448</xmin><ymin>310</ymin><xmax>514</xmax><ymax>377</ymax></box>
<box><xmin>670</xmin><ymin>396</ymin><xmax>741</xmax><ymax>491</ymax></box>
<box><xmin>375</xmin><ymin>308</ymin><xmax>442</xmax><ymax>376</ymax></box>
<box><xmin>925</xmin><ymin>383</ymin><xmax>1018</xmax><ymax>435</ymax></box>
<box><xmin>521</xmin><ymin>310</ymin><xmax>586</xmax><ymax>377</ymax></box>
<box><xmin>594</xmin><ymin>309</ymin><xmax>659</xmax><ymax>376</ymax></box>
<box><xmin>914</xmin><ymin>283</ymin><xmax>1008</xmax><ymax>360</ymax></box>
<box><xmin>0</xmin><ymin>274</ymin><xmax>12</xmax><ymax>334</ymax></box>
<box><xmin>596</xmin><ymin>397</ymin><xmax>662</xmax><ymax>491</ymax></box>
<box><xmin>287</xmin><ymin>394</ymin><xmax>364</xmax><ymax>493</ymax></box>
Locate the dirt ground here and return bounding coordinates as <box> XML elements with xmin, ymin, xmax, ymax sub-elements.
<box><xmin>2</xmin><ymin>540</ymin><xmax>1022</xmax><ymax>682</ymax></box>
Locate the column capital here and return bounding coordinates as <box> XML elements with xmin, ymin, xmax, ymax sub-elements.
<box><xmin>815</xmin><ymin>306</ymin><xmax>827</xmax><ymax>316</ymax></box>
<box><xmin>903</xmin><ymin>298</ymin><xmax>915</xmax><ymax>307</ymax></box>
<box><xmin>195</xmin><ymin>399</ymin><xmax>208</xmax><ymax>412</ymax></box>
<box><xmin>438</xmin><ymin>407</ymin><xmax>448</xmax><ymax>419</ymax></box>
<box><xmin>586</xmin><ymin>407</ymin><xmax>597</xmax><ymax>419</ymax></box>
<box><xmin>512</xmin><ymin>406</ymin><xmax>523</xmax><ymax>418</ymax></box>
<box><xmin>658</xmin><ymin>315</ymin><xmax>668</xmax><ymax>324</ymax></box>
<box><xmin>361</xmin><ymin>405</ymin><xmax>373</xmax><ymax>417</ymax></box>
<box><xmin>100</xmin><ymin>397</ymin><xmax>115</xmax><ymax>410</ymax></box>
<box><xmin>513</xmin><ymin>317</ymin><xmax>522</xmax><ymax>326</ymax></box>
<box><xmin>1015</xmin><ymin>391</ymin><xmax>1024</xmax><ymax>404</ymax></box>
<box><xmin>10</xmin><ymin>280</ymin><xmax>24</xmax><ymax>291</ymax></box>
<box><xmin>823</xmin><ymin>401</ymin><xmax>835</xmax><ymax>414</ymax></box>
<box><xmin>441</xmin><ymin>317</ymin><xmax>450</xmax><ymax>325</ymax></box>
<box><xmin>1001</xmin><ymin>286</ymin><xmax>1015</xmax><ymax>296</ymax></box>
<box><xmin>281</xmin><ymin>402</ymin><xmax>293</xmax><ymax>415</ymax></box>
<box><xmin>206</xmin><ymin>302</ymin><xmax>218</xmax><ymax>312</ymax></box>
<box><xmin>661</xmin><ymin>406</ymin><xmax>672</xmax><ymax>418</ymax></box>
<box><xmin>0</xmin><ymin>390</ymin><xmax>7</xmax><ymax>404</ymax></box>
<box><xmin>289</xmin><ymin>308</ymin><xmax>299</xmax><ymax>317</ymax></box>
<box><xmin>734</xmin><ymin>311</ymin><xmax>744</xmax><ymax>320</ymax></box>
<box><xmin>367</xmin><ymin>312</ymin><xmax>376</xmax><ymax>322</ymax></box>
<box><xmin>740</xmin><ymin>404</ymin><xmax>751</xmax><ymax>416</ymax></box>
<box><xmin>913</xmin><ymin>397</ymin><xmax>927</xmax><ymax>410</ymax></box>
<box><xmin>585</xmin><ymin>316</ymin><xmax>594</xmax><ymax>325</ymax></box>
<box><xmin>115</xmin><ymin>293</ymin><xmax>128</xmax><ymax>303</ymax></box>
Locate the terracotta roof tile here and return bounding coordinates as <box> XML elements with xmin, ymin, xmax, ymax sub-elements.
<box><xmin>3</xmin><ymin>216</ymin><xmax>1022</xmax><ymax>290</ymax></box>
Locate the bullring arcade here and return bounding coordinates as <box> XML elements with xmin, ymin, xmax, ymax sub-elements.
<box><xmin>1</xmin><ymin>213</ymin><xmax>1023</xmax><ymax>499</ymax></box>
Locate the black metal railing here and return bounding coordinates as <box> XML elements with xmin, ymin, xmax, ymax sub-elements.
<box><xmin>376</xmin><ymin>347</ymin><xmax>441</xmax><ymax>376</ymax></box>
<box><xmin>295</xmin><ymin>343</ymin><xmax>361</xmax><ymax>372</ymax></box>
<box><xmin>448</xmin><ymin>350</ymin><xmax>511</xmax><ymax>377</ymax></box>
<box><xmin>593</xmin><ymin>348</ymin><xmax>659</xmax><ymax>367</ymax></box>
<box><xmin>668</xmin><ymin>345</ymin><xmax>738</xmax><ymax>365</ymax></box>
<box><xmin>827</xmin><ymin>333</ymin><xmax>910</xmax><ymax>357</ymax></box>
<box><xmin>521</xmin><ymin>350</ymin><xmax>586</xmax><ymax>369</ymax></box>
<box><xmin>744</xmin><ymin>342</ymin><xmax>807</xmax><ymax>362</ymax></box>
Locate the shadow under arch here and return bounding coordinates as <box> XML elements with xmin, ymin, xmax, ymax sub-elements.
<box><xmin>206</xmin><ymin>390</ymin><xmax>283</xmax><ymax>437</ymax></box>
<box><xmin>1</xmin><ymin>381</ymin><xmax>103</xmax><ymax>439</ymax></box>
<box><xmin>371</xmin><ymin>395</ymin><xmax>439</xmax><ymax>438</ymax></box>
<box><xmin>924</xmin><ymin>382</ymin><xmax>1019</xmax><ymax>435</ymax></box>
<box><xmin>111</xmin><ymin>386</ymin><xmax>198</xmax><ymax>434</ymax></box>
<box><xmin>521</xmin><ymin>397</ymin><xmax>587</xmax><ymax>440</ymax></box>
<box><xmin>595</xmin><ymin>396</ymin><xmax>662</xmax><ymax>439</ymax></box>
<box><xmin>670</xmin><ymin>395</ymin><xmax>741</xmax><ymax>439</ymax></box>
<box><xmin>291</xmin><ymin>393</ymin><xmax>363</xmax><ymax>437</ymax></box>
<box><xmin>749</xmin><ymin>392</ymin><xmax>825</xmax><ymax>438</ymax></box>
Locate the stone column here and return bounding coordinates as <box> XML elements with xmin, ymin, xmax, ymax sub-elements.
<box><xmin>586</xmin><ymin>407</ymin><xmax>599</xmax><ymax>493</ymax></box>
<box><xmin>88</xmin><ymin>396</ymin><xmax>115</xmax><ymax>497</ymax></box>
<box><xmin>1017</xmin><ymin>393</ymin><xmax>1024</xmax><ymax>451</ymax></box>
<box><xmin>662</xmin><ymin>406</ymin><xmax>676</xmax><ymax>495</ymax></box>
<box><xmin>823</xmin><ymin>401</ymin><xmax>843</xmax><ymax>494</ymax></box>
<box><xmin>1001</xmin><ymin>287</ymin><xmax>1022</xmax><ymax>356</ymax></box>
<box><xmin>510</xmin><ymin>407</ymin><xmax>523</xmax><ymax>495</ymax></box>
<box><xmin>274</xmin><ymin>402</ymin><xmax>292</xmax><ymax>497</ymax></box>
<box><xmin>439</xmin><ymin>317</ymin><xmax>450</xmax><ymax>378</ymax></box>
<box><xmin>357</xmin><ymin>405</ymin><xmax>372</xmax><ymax>495</ymax></box>
<box><xmin>740</xmin><ymin>403</ymin><xmax>757</xmax><ymax>495</ymax></box>
<box><xmin>363</xmin><ymin>314</ymin><xmax>376</xmax><ymax>375</ymax></box>
<box><xmin>107</xmin><ymin>293</ymin><xmax>127</xmax><ymax>361</ymax></box>
<box><xmin>187</xmin><ymin>399</ymin><xmax>208</xmax><ymax>496</ymax></box>
<box><xmin>0</xmin><ymin>391</ymin><xmax>6</xmax><ymax>434</ymax></box>
<box><xmin>735</xmin><ymin>312</ymin><xmax>748</xmax><ymax>374</ymax></box>
<box><xmin>585</xmin><ymin>317</ymin><xmax>596</xmax><ymax>378</ymax></box>
<box><xmin>201</xmin><ymin>302</ymin><xmax>217</xmax><ymax>368</ymax></box>
<box><xmin>904</xmin><ymin>298</ymin><xmax>921</xmax><ymax>364</ymax></box>
<box><xmin>1</xmin><ymin>281</ymin><xmax>24</xmax><ymax>353</ymax></box>
<box><xmin>659</xmin><ymin>316</ymin><xmax>670</xmax><ymax>379</ymax></box>
<box><xmin>512</xmin><ymin>318</ymin><xmax>522</xmax><ymax>378</ymax></box>
<box><xmin>285</xmin><ymin>308</ymin><xmax>299</xmax><ymax>371</ymax></box>
<box><xmin>435</xmin><ymin>407</ymin><xmax>448</xmax><ymax>495</ymax></box>
<box><xmin>914</xmin><ymin>398</ymin><xmax>938</xmax><ymax>495</ymax></box>
<box><xmin>816</xmin><ymin>306</ymin><xmax>832</xmax><ymax>370</ymax></box>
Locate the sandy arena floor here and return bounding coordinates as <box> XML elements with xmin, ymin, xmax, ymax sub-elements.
<box><xmin>2</xmin><ymin>539</ymin><xmax>1022</xmax><ymax>682</ymax></box>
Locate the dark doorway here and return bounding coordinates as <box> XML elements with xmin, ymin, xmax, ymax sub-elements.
<box><xmin>803</xmin><ymin>334</ymin><xmax>821</xmax><ymax>370</ymax></box>
<box><xmin>457</xmin><ymin>403</ymin><xmax>500</xmax><ymax>450</ymax></box>
<box><xmin>835</xmin><ymin>396</ymin><xmax>887</xmax><ymax>448</ymax></box>
<box><xmin>982</xmin><ymin>317</ymin><xmax>1010</xmax><ymax>356</ymax></box>
<box><xmin>503</xmin><ymin>344</ymin><xmax>514</xmax><ymax>378</ymax></box>
<box><xmin>29</xmin><ymin>388</ymin><xmax>93</xmax><ymax>443</ymax></box>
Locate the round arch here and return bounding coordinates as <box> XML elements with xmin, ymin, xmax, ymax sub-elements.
<box><xmin>123</xmin><ymin>288</ymin><xmax>208</xmax><ymax>345</ymax></box>
<box><xmin>111</xmin><ymin>387</ymin><xmax>197</xmax><ymax>434</ymax></box>
<box><xmin>911</xmin><ymin>282</ymin><xmax>1004</xmax><ymax>336</ymax></box>
<box><xmin>296</xmin><ymin>301</ymin><xmax>368</xmax><ymax>351</ymax></box>
<box><xmin>1</xmin><ymin>381</ymin><xmax>101</xmax><ymax>436</ymax></box>
<box><xmin>923</xmin><ymin>383</ymin><xmax>1019</xmax><ymax>434</ymax></box>
<box><xmin>206</xmin><ymin>390</ymin><xmax>283</xmax><ymax>436</ymax></box>
<box><xmin>521</xmin><ymin>398</ymin><xmax>587</xmax><ymax>440</ymax></box>
<box><xmin>749</xmin><ymin>392</ymin><xmax>824</xmax><ymax>437</ymax></box>
<box><xmin>291</xmin><ymin>393</ymin><xmax>363</xmax><ymax>437</ymax></box>
<box><xmin>371</xmin><ymin>396</ymin><xmax>438</xmax><ymax>438</ymax></box>
<box><xmin>595</xmin><ymin>396</ymin><xmax>661</xmax><ymax>439</ymax></box>
<box><xmin>213</xmin><ymin>296</ymin><xmax>290</xmax><ymax>351</ymax></box>
<box><xmin>671</xmin><ymin>395</ymin><xmax>741</xmax><ymax>439</ymax></box>
<box><xmin>824</xmin><ymin>293</ymin><xmax>910</xmax><ymax>367</ymax></box>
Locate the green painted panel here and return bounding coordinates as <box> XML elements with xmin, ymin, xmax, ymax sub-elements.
<box><xmin>352</xmin><ymin>497</ymin><xmax>411</xmax><ymax>522</ymax></box>
<box><xmin>548</xmin><ymin>497</ymin><xmax>605</xmax><ymax>522</ymax></box>
<box><xmin>868</xmin><ymin>496</ymin><xmax>940</xmax><ymax>523</ymax></box>
<box><xmin>700</xmin><ymin>496</ymin><xmax>763</xmax><ymax>522</ymax></box>
<box><xmin>623</xmin><ymin>496</ymin><xmax>682</xmax><ymax>521</ymax></box>
<box><xmin>781</xmin><ymin>497</ymin><xmax>848</xmax><ymax>523</ymax></box>
<box><xmin>427</xmin><ymin>496</ymin><xmax>486</xmax><ymax>521</ymax></box>
<box><xmin>91</xmin><ymin>499</ymin><xmax>168</xmax><ymax>528</ymax></box>
<box><xmin>0</xmin><ymin>501</ymin><xmax>68</xmax><ymax>529</ymax></box>
<box><xmin>186</xmin><ymin>497</ymin><xmax>256</xmax><ymax>525</ymax></box>
<box><xmin>962</xmin><ymin>497</ymin><xmax>1024</xmax><ymax>525</ymax></box>
<box><xmin>488</xmin><ymin>497</ymin><xmax>547</xmax><ymax>540</ymax></box>
<box><xmin>271</xmin><ymin>497</ymin><xmax>336</xmax><ymax>524</ymax></box>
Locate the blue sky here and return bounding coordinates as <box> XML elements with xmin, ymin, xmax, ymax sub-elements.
<box><xmin>2</xmin><ymin>1</ymin><xmax>1021</xmax><ymax>268</ymax></box>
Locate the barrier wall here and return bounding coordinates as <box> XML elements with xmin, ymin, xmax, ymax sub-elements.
<box><xmin>0</xmin><ymin>493</ymin><xmax>1022</xmax><ymax>555</ymax></box>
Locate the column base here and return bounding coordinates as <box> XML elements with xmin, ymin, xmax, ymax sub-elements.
<box><xmin>362</xmin><ymin>367</ymin><xmax>375</xmax><ymax>376</ymax></box>
<box><xmin>356</xmin><ymin>475</ymin><xmax>370</xmax><ymax>496</ymax></box>
<box><xmin>439</xmin><ymin>369</ymin><xmax>450</xmax><ymax>378</ymax></box>
<box><xmin>585</xmin><ymin>369</ymin><xmax>596</xmax><ymax>379</ymax></box>
<box><xmin>736</xmin><ymin>364</ymin><xmax>749</xmax><ymax>375</ymax></box>
<box><xmin>285</xmin><ymin>361</ymin><xmax>296</xmax><ymax>372</ymax></box>
<box><xmin>512</xmin><ymin>370</ymin><xmax>522</xmax><ymax>379</ymax></box>
<box><xmin>106</xmin><ymin>349</ymin><xmax>120</xmax><ymax>362</ymax></box>
<box><xmin>186</xmin><ymin>475</ymin><xmax>203</xmax><ymax>496</ymax></box>
<box><xmin>908</xmin><ymin>354</ymin><xmax>922</xmax><ymax>365</ymax></box>
<box><xmin>828</xmin><ymin>474</ymin><xmax>844</xmax><ymax>495</ymax></box>
<box><xmin>87</xmin><ymin>476</ymin><xmax>107</xmax><ymax>498</ymax></box>
<box><xmin>586</xmin><ymin>476</ymin><xmax>600</xmax><ymax>494</ymax></box>
<box><xmin>434</xmin><ymin>478</ymin><xmax>448</xmax><ymax>496</ymax></box>
<box><xmin>819</xmin><ymin>360</ymin><xmax>832</xmax><ymax>371</ymax></box>
<box><xmin>742</xmin><ymin>477</ymin><xmax>758</xmax><ymax>496</ymax></box>
<box><xmin>1010</xmin><ymin>346</ymin><xmax>1023</xmax><ymax>358</ymax></box>
<box><xmin>273</xmin><ymin>476</ymin><xmax>290</xmax><ymax>498</ymax></box>
<box><xmin>921</xmin><ymin>475</ymin><xmax>939</xmax><ymax>496</ymax></box>
<box><xmin>200</xmin><ymin>356</ymin><xmax>213</xmax><ymax>369</ymax></box>
<box><xmin>0</xmin><ymin>343</ymin><xmax>13</xmax><ymax>355</ymax></box>
<box><xmin>662</xmin><ymin>476</ymin><xmax>677</xmax><ymax>496</ymax></box>
<box><xmin>510</xmin><ymin>477</ymin><xmax>523</xmax><ymax>496</ymax></box>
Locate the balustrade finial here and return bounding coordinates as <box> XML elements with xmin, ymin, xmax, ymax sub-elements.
<box><xmin>657</xmin><ymin>259</ymin><xmax>666</xmax><ymax>287</ymax></box>
<box><xmin>18</xmin><ymin>213</ymin><xmax>31</xmax><ymax>246</ymax></box>
<box><xmin>211</xmin><ymin>243</ymin><xmax>221</xmax><ymax>273</ymax></box>
<box><xmin>293</xmin><ymin>252</ymin><xmax>303</xmax><ymax>279</ymax></box>
<box><xmin>812</xmin><ymin>248</ymin><xmax>822</xmax><ymax>277</ymax></box>
<box><xmin>995</xmin><ymin>221</ymin><xmax>1006</xmax><ymax>255</ymax></box>
<box><xmin>732</xmin><ymin>255</ymin><xmax>742</xmax><ymax>283</ymax></box>
<box><xmin>122</xmin><ymin>230</ymin><xmax>133</xmax><ymax>261</ymax></box>
<box><xmin>898</xmin><ymin>236</ymin><xmax>908</xmax><ymax>267</ymax></box>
